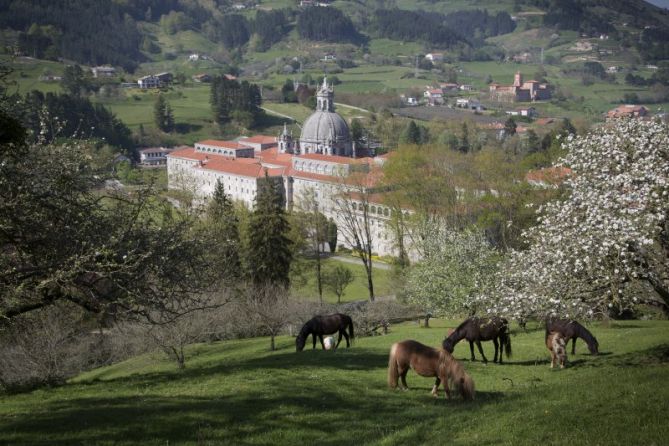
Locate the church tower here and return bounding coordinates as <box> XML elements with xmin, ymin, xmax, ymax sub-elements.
<box><xmin>316</xmin><ymin>77</ymin><xmax>335</xmax><ymax>112</ymax></box>
<box><xmin>278</xmin><ymin>123</ymin><xmax>294</xmax><ymax>154</ymax></box>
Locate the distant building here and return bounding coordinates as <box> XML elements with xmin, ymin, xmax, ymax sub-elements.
<box><xmin>459</xmin><ymin>84</ymin><xmax>475</xmax><ymax>91</ymax></box>
<box><xmin>606</xmin><ymin>105</ymin><xmax>649</xmax><ymax>120</ymax></box>
<box><xmin>139</xmin><ymin>147</ymin><xmax>175</xmax><ymax>166</ymax></box>
<box><xmin>425</xmin><ymin>53</ymin><xmax>444</xmax><ymax>63</ymax></box>
<box><xmin>192</xmin><ymin>73</ymin><xmax>212</xmax><ymax>83</ymax></box>
<box><xmin>137</xmin><ymin>75</ymin><xmax>160</xmax><ymax>89</ymax></box>
<box><xmin>439</xmin><ymin>83</ymin><xmax>459</xmax><ymax>92</ymax></box>
<box><xmin>456</xmin><ymin>98</ymin><xmax>482</xmax><ymax>111</ymax></box>
<box><xmin>489</xmin><ymin>72</ymin><xmax>551</xmax><ymax>102</ymax></box>
<box><xmin>92</xmin><ymin>66</ymin><xmax>116</xmax><ymax>78</ymax></box>
<box><xmin>424</xmin><ymin>88</ymin><xmax>445</xmax><ymax>106</ymax></box>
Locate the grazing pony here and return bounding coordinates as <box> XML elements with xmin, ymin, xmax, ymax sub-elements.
<box><xmin>387</xmin><ymin>340</ymin><xmax>475</xmax><ymax>400</ymax></box>
<box><xmin>546</xmin><ymin>331</ymin><xmax>567</xmax><ymax>368</ymax></box>
<box><xmin>442</xmin><ymin>316</ymin><xmax>512</xmax><ymax>363</ymax></box>
<box><xmin>545</xmin><ymin>318</ymin><xmax>599</xmax><ymax>355</ymax></box>
<box><xmin>296</xmin><ymin>313</ymin><xmax>354</xmax><ymax>352</ymax></box>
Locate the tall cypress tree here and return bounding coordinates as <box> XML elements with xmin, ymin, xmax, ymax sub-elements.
<box><xmin>207</xmin><ymin>181</ymin><xmax>241</xmax><ymax>283</ymax></box>
<box><xmin>154</xmin><ymin>94</ymin><xmax>174</xmax><ymax>132</ymax></box>
<box><xmin>247</xmin><ymin>175</ymin><xmax>292</xmax><ymax>288</ymax></box>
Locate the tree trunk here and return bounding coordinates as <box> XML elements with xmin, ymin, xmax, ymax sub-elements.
<box><xmin>270</xmin><ymin>334</ymin><xmax>276</xmax><ymax>351</ymax></box>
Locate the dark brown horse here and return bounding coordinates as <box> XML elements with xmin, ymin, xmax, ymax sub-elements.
<box><xmin>442</xmin><ymin>316</ymin><xmax>512</xmax><ymax>363</ymax></box>
<box><xmin>545</xmin><ymin>318</ymin><xmax>599</xmax><ymax>355</ymax></box>
<box><xmin>296</xmin><ymin>313</ymin><xmax>354</xmax><ymax>352</ymax></box>
<box><xmin>387</xmin><ymin>340</ymin><xmax>475</xmax><ymax>400</ymax></box>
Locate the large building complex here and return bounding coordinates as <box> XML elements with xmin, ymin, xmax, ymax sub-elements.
<box><xmin>167</xmin><ymin>78</ymin><xmax>398</xmax><ymax>256</ymax></box>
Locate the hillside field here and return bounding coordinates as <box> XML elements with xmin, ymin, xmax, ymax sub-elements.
<box><xmin>1</xmin><ymin>319</ymin><xmax>668</xmax><ymax>445</ymax></box>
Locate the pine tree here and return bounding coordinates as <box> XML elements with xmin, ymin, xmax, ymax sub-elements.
<box><xmin>504</xmin><ymin>116</ymin><xmax>517</xmax><ymax>137</ymax></box>
<box><xmin>400</xmin><ymin>120</ymin><xmax>421</xmax><ymax>145</ymax></box>
<box><xmin>208</xmin><ymin>181</ymin><xmax>241</xmax><ymax>283</ymax></box>
<box><xmin>247</xmin><ymin>175</ymin><xmax>292</xmax><ymax>288</ymax></box>
<box><xmin>154</xmin><ymin>94</ymin><xmax>174</xmax><ymax>132</ymax></box>
<box><xmin>459</xmin><ymin>122</ymin><xmax>470</xmax><ymax>153</ymax></box>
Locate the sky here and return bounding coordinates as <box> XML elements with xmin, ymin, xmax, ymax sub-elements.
<box><xmin>645</xmin><ymin>0</ymin><xmax>669</xmax><ymax>8</ymax></box>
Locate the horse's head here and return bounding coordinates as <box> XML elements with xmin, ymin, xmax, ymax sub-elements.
<box><xmin>295</xmin><ymin>335</ymin><xmax>306</xmax><ymax>352</ymax></box>
<box><xmin>589</xmin><ymin>337</ymin><xmax>599</xmax><ymax>355</ymax></box>
<box><xmin>442</xmin><ymin>337</ymin><xmax>455</xmax><ymax>353</ymax></box>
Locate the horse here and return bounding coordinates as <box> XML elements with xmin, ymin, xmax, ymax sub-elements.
<box><xmin>387</xmin><ymin>340</ymin><xmax>475</xmax><ymax>400</ymax></box>
<box><xmin>546</xmin><ymin>331</ymin><xmax>567</xmax><ymax>368</ymax></box>
<box><xmin>295</xmin><ymin>313</ymin><xmax>354</xmax><ymax>352</ymax></box>
<box><xmin>545</xmin><ymin>318</ymin><xmax>599</xmax><ymax>355</ymax></box>
<box><xmin>442</xmin><ymin>316</ymin><xmax>512</xmax><ymax>364</ymax></box>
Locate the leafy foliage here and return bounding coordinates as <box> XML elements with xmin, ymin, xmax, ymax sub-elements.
<box><xmin>210</xmin><ymin>76</ymin><xmax>263</xmax><ymax>127</ymax></box>
<box><xmin>489</xmin><ymin>120</ymin><xmax>669</xmax><ymax>319</ymax></box>
<box><xmin>297</xmin><ymin>7</ymin><xmax>361</xmax><ymax>43</ymax></box>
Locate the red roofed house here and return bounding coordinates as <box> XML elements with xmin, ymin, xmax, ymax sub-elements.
<box><xmin>424</xmin><ymin>88</ymin><xmax>445</xmax><ymax>106</ymax></box>
<box><xmin>606</xmin><ymin>105</ymin><xmax>649</xmax><ymax>120</ymax></box>
<box><xmin>525</xmin><ymin>166</ymin><xmax>572</xmax><ymax>188</ymax></box>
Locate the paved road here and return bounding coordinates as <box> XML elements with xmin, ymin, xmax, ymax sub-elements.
<box><xmin>330</xmin><ymin>255</ymin><xmax>391</xmax><ymax>270</ymax></box>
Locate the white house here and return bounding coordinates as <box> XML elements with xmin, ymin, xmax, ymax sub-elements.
<box><xmin>137</xmin><ymin>75</ymin><xmax>161</xmax><ymax>89</ymax></box>
<box><xmin>456</xmin><ymin>98</ymin><xmax>482</xmax><ymax>110</ymax></box>
<box><xmin>425</xmin><ymin>53</ymin><xmax>444</xmax><ymax>63</ymax></box>
<box><xmin>139</xmin><ymin>147</ymin><xmax>175</xmax><ymax>166</ymax></box>
<box><xmin>92</xmin><ymin>66</ymin><xmax>116</xmax><ymax>78</ymax></box>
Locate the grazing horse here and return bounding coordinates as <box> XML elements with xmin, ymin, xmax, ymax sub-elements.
<box><xmin>387</xmin><ymin>340</ymin><xmax>475</xmax><ymax>400</ymax></box>
<box><xmin>545</xmin><ymin>318</ymin><xmax>599</xmax><ymax>355</ymax></box>
<box><xmin>442</xmin><ymin>316</ymin><xmax>512</xmax><ymax>364</ymax></box>
<box><xmin>296</xmin><ymin>313</ymin><xmax>354</xmax><ymax>352</ymax></box>
<box><xmin>546</xmin><ymin>331</ymin><xmax>567</xmax><ymax>368</ymax></box>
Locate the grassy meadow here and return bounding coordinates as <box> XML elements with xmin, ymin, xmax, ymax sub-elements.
<box><xmin>1</xmin><ymin>319</ymin><xmax>667</xmax><ymax>445</ymax></box>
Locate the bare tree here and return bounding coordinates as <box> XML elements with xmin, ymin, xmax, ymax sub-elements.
<box><xmin>242</xmin><ymin>283</ymin><xmax>293</xmax><ymax>351</ymax></box>
<box><xmin>333</xmin><ymin>173</ymin><xmax>376</xmax><ymax>301</ymax></box>
<box><xmin>294</xmin><ymin>187</ymin><xmax>330</xmax><ymax>303</ymax></box>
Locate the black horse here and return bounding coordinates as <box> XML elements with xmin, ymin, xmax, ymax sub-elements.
<box><xmin>545</xmin><ymin>318</ymin><xmax>599</xmax><ymax>355</ymax></box>
<box><xmin>296</xmin><ymin>313</ymin><xmax>354</xmax><ymax>352</ymax></box>
<box><xmin>442</xmin><ymin>316</ymin><xmax>512</xmax><ymax>364</ymax></box>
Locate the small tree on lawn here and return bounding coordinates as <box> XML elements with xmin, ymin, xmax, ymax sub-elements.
<box><xmin>323</xmin><ymin>265</ymin><xmax>354</xmax><ymax>303</ymax></box>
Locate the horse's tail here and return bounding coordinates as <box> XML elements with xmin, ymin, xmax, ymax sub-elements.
<box><xmin>459</xmin><ymin>372</ymin><xmax>476</xmax><ymax>401</ymax></box>
<box><xmin>387</xmin><ymin>343</ymin><xmax>399</xmax><ymax>389</ymax></box>
<box><xmin>503</xmin><ymin>328</ymin><xmax>512</xmax><ymax>359</ymax></box>
<box><xmin>348</xmin><ymin>317</ymin><xmax>355</xmax><ymax>342</ymax></box>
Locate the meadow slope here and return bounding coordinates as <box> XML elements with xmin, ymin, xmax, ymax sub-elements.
<box><xmin>0</xmin><ymin>320</ymin><xmax>668</xmax><ymax>445</ymax></box>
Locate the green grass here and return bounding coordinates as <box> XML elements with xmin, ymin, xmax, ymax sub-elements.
<box><xmin>1</xmin><ymin>319</ymin><xmax>667</xmax><ymax>445</ymax></box>
<box><xmin>291</xmin><ymin>257</ymin><xmax>393</xmax><ymax>303</ymax></box>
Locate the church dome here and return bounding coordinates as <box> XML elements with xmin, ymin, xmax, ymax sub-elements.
<box><xmin>300</xmin><ymin>110</ymin><xmax>351</xmax><ymax>145</ymax></box>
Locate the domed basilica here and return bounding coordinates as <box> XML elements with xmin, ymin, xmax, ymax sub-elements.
<box><xmin>278</xmin><ymin>78</ymin><xmax>355</xmax><ymax>157</ymax></box>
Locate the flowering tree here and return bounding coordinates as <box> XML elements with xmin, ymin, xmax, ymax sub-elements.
<box><xmin>404</xmin><ymin>224</ymin><xmax>500</xmax><ymax>316</ymax></box>
<box><xmin>487</xmin><ymin>119</ymin><xmax>669</xmax><ymax>319</ymax></box>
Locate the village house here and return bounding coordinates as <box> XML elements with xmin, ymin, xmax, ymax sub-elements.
<box><xmin>456</xmin><ymin>98</ymin><xmax>482</xmax><ymax>111</ymax></box>
<box><xmin>459</xmin><ymin>84</ymin><xmax>475</xmax><ymax>91</ymax></box>
<box><xmin>489</xmin><ymin>72</ymin><xmax>551</xmax><ymax>102</ymax></box>
<box><xmin>439</xmin><ymin>83</ymin><xmax>459</xmax><ymax>92</ymax></box>
<box><xmin>192</xmin><ymin>73</ymin><xmax>212</xmax><ymax>83</ymax></box>
<box><xmin>425</xmin><ymin>53</ymin><xmax>444</xmax><ymax>63</ymax></box>
<box><xmin>424</xmin><ymin>88</ymin><xmax>445</xmax><ymax>106</ymax></box>
<box><xmin>137</xmin><ymin>75</ymin><xmax>160</xmax><ymax>89</ymax></box>
<box><xmin>139</xmin><ymin>147</ymin><xmax>175</xmax><ymax>166</ymax></box>
<box><xmin>92</xmin><ymin>66</ymin><xmax>116</xmax><ymax>78</ymax></box>
<box><xmin>606</xmin><ymin>104</ymin><xmax>649</xmax><ymax>120</ymax></box>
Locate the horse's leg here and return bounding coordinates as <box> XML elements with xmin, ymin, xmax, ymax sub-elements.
<box><xmin>469</xmin><ymin>341</ymin><xmax>476</xmax><ymax>361</ymax></box>
<box><xmin>335</xmin><ymin>330</ymin><xmax>343</xmax><ymax>349</ymax></box>
<box><xmin>432</xmin><ymin>377</ymin><xmax>440</xmax><ymax>397</ymax></box>
<box><xmin>400</xmin><ymin>368</ymin><xmax>409</xmax><ymax>390</ymax></box>
<box><xmin>493</xmin><ymin>337</ymin><xmax>500</xmax><ymax>363</ymax></box>
<box><xmin>342</xmin><ymin>330</ymin><xmax>350</xmax><ymax>348</ymax></box>
<box><xmin>312</xmin><ymin>334</ymin><xmax>317</xmax><ymax>349</ymax></box>
<box><xmin>476</xmin><ymin>341</ymin><xmax>489</xmax><ymax>363</ymax></box>
<box><xmin>571</xmin><ymin>337</ymin><xmax>577</xmax><ymax>355</ymax></box>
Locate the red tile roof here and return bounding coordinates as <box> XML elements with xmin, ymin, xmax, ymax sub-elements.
<box><xmin>294</xmin><ymin>153</ymin><xmax>372</xmax><ymax>165</ymax></box>
<box><xmin>239</xmin><ymin>135</ymin><xmax>277</xmax><ymax>144</ymax></box>
<box><xmin>196</xmin><ymin>140</ymin><xmax>252</xmax><ymax>150</ymax></box>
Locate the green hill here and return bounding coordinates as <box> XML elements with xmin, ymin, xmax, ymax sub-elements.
<box><xmin>1</xmin><ymin>319</ymin><xmax>668</xmax><ymax>445</ymax></box>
